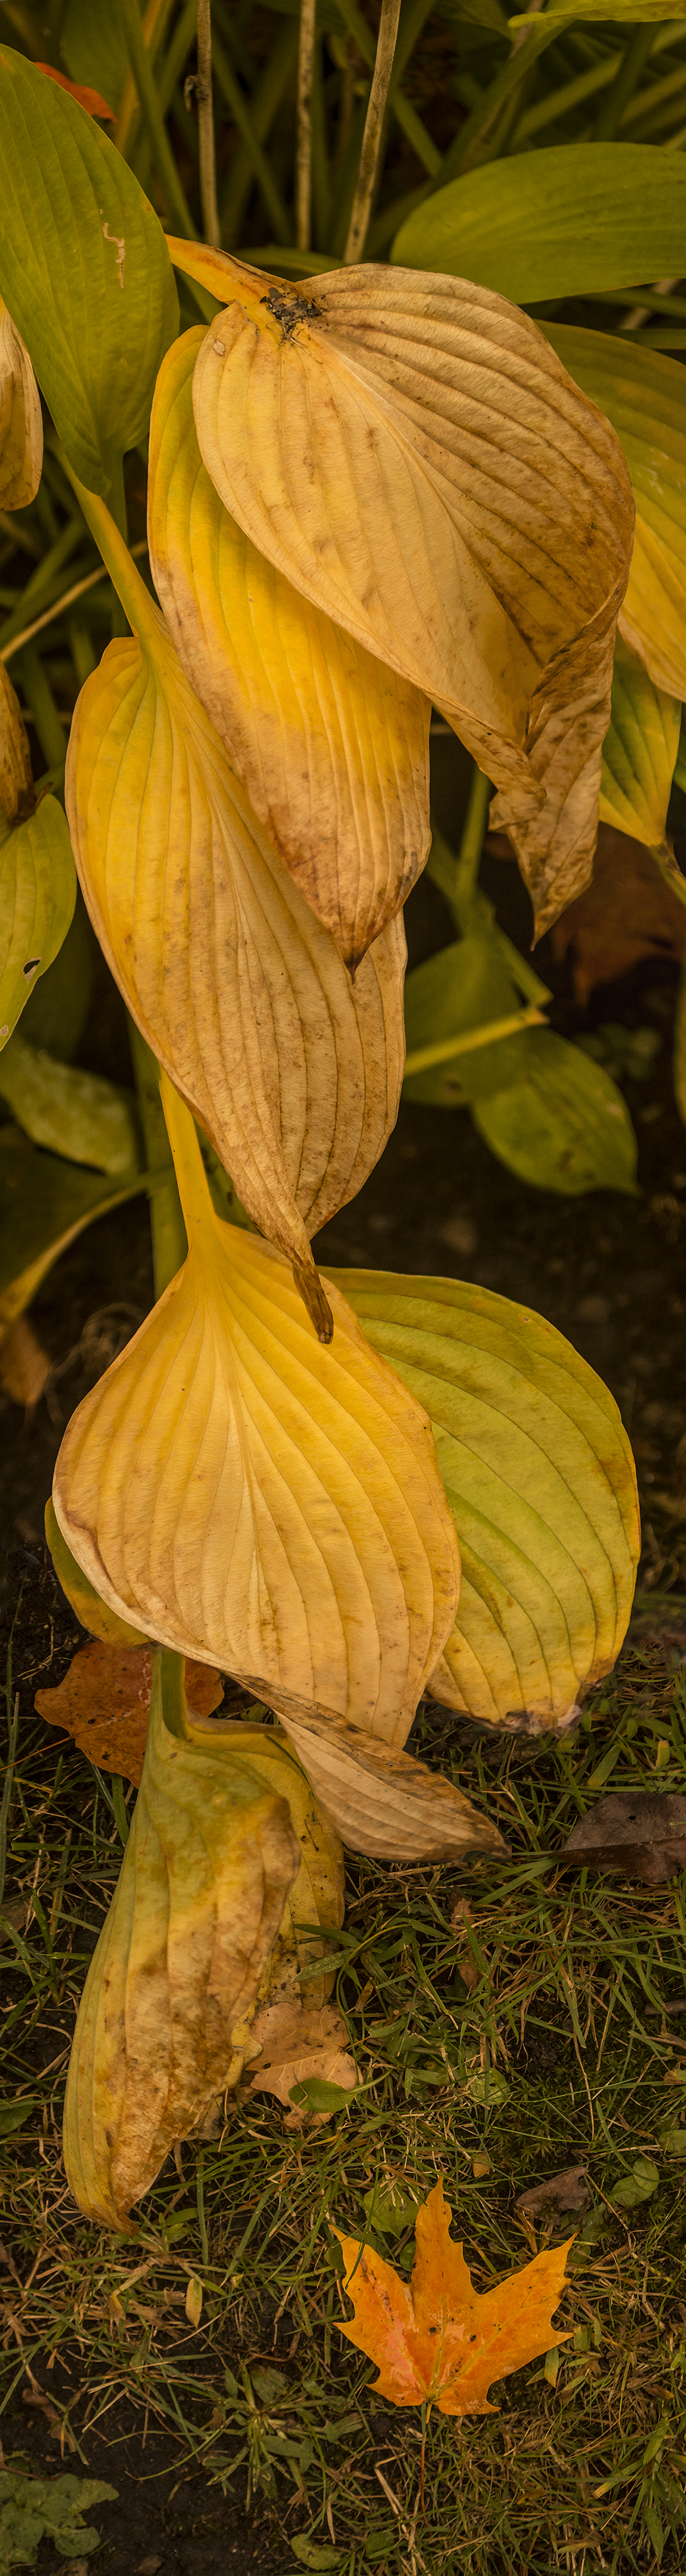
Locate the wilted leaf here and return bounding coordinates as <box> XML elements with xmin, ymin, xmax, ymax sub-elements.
<box><xmin>560</xmin><ymin>1792</ymin><xmax>686</xmax><ymax>1885</ymax></box>
<box><xmin>516</xmin><ymin>2168</ymin><xmax>590</xmax><ymax>2223</ymax></box>
<box><xmin>0</xmin><ymin>2471</ymin><xmax>117</xmax><ymax>2568</ymax></box>
<box><xmin>471</xmin><ymin>1028</ymin><xmax>638</xmax><ymax>1196</ymax></box>
<box><xmin>0</xmin><ymin>794</ymin><xmax>76</xmax><ymax>1049</ymax></box>
<box><xmin>180</xmin><ymin>239</ymin><xmax>632</xmax><ymax>935</ymax></box>
<box><xmin>54</xmin><ymin>1078</ymin><xmax>460</xmax><ymax>1737</ymax></box>
<box><xmin>392</xmin><ymin>143</ymin><xmax>686</xmax><ymax>309</ymax></box>
<box><xmin>148</xmin><ymin>328</ymin><xmax>431</xmax><ymax>971</ymax></box>
<box><xmin>0</xmin><ymin>45</ymin><xmax>178</xmax><ymax>503</ymax></box>
<box><xmin>0</xmin><ymin>296</ymin><xmax>42</xmax><ymax>510</ymax></box>
<box><xmin>0</xmin><ymin>1125</ymin><xmax>145</xmax><ymax>1332</ymax></box>
<box><xmin>266</xmin><ymin>1702</ymin><xmax>507</xmax><ymax>1860</ymax></box>
<box><xmin>0</xmin><ymin>1028</ymin><xmax>139</xmax><ymax>1172</ymax></box>
<box><xmin>404</xmin><ymin>933</ymin><xmax>530</xmax><ymax>1107</ymax></box>
<box><xmin>541</xmin><ymin>328</ymin><xmax>686</xmax><ymax>701</ymax></box>
<box><xmin>336</xmin><ymin>1268</ymin><xmax>639</xmax><ymax>1733</ymax></box>
<box><xmin>0</xmin><ymin>1312</ymin><xmax>50</xmax><ymax>1412</ymax></box>
<box><xmin>549</xmin><ymin>823</ymin><xmax>686</xmax><ymax>1007</ymax></box>
<box><xmin>598</xmin><ymin>638</ymin><xmax>681</xmax><ymax>856</ymax></box>
<box><xmin>35</xmin><ymin>1639</ymin><xmax>223</xmax><ymax>1784</ymax></box>
<box><xmin>335</xmin><ymin>2178</ymin><xmax>573</xmax><ymax>2413</ymax></box>
<box><xmin>66</xmin><ymin>501</ymin><xmax>405</xmax><ymax>1336</ymax></box>
<box><xmin>62</xmin><ymin>1654</ymin><xmax>300</xmax><ymax>2226</ymax></box>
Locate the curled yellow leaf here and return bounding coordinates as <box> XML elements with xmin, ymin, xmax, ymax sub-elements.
<box><xmin>53</xmin><ymin>1078</ymin><xmax>460</xmax><ymax>1740</ymax></box>
<box><xmin>63</xmin><ymin>1657</ymin><xmax>300</xmax><ymax>2226</ymax></box>
<box><xmin>0</xmin><ymin>297</ymin><xmax>43</xmax><ymax>508</ymax></box>
<box><xmin>175</xmin><ymin>241</ymin><xmax>633</xmax><ymax>937</ymax></box>
<box><xmin>64</xmin><ymin>492</ymin><xmax>405</xmax><ymax>1337</ymax></box>
<box><xmin>148</xmin><ymin>330</ymin><xmax>431</xmax><ymax>970</ymax></box>
<box><xmin>260</xmin><ymin>1700</ymin><xmax>507</xmax><ymax>1863</ymax></box>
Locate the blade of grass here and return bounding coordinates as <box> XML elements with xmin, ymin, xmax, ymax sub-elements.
<box><xmin>117</xmin><ymin>0</ymin><xmax>198</xmax><ymax>236</ymax></box>
<box><xmin>220</xmin><ymin>19</ymin><xmax>297</xmax><ymax>246</ymax></box>
<box><xmin>213</xmin><ymin>23</ymin><xmax>292</xmax><ymax>243</ymax></box>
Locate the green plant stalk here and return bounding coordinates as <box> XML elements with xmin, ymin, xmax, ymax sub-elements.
<box><xmin>594</xmin><ymin>24</ymin><xmax>657</xmax><ymax>143</ymax></box>
<box><xmin>453</xmin><ymin>765</ymin><xmax>492</xmax><ymax>915</ymax></box>
<box><xmin>15</xmin><ymin>644</ymin><xmax>66</xmax><ymax>773</ymax></box>
<box><xmin>445</xmin><ymin>19</ymin><xmax>559</xmax><ymax>179</ymax></box>
<box><xmin>220</xmin><ymin>21</ymin><xmax>297</xmax><ymax>246</ymax></box>
<box><xmin>1</xmin><ymin>540</ymin><xmax>150</xmax><ymax>667</ymax></box>
<box><xmin>404</xmin><ymin>1002</ymin><xmax>546</xmax><ymax>1079</ymax></box>
<box><xmin>117</xmin><ymin>0</ymin><xmax>198</xmax><ymax>237</ymax></box>
<box><xmin>213</xmin><ymin>23</ymin><xmax>292</xmax><ymax>243</ymax></box>
<box><xmin>117</xmin><ymin>0</ymin><xmax>176</xmax><ymax>159</ymax></box>
<box><xmin>621</xmin><ymin>60</ymin><xmax>686</xmax><ymax>139</ymax></box>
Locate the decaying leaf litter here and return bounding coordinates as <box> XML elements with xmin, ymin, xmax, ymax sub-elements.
<box><xmin>1</xmin><ymin>14</ymin><xmax>685</xmax><ymax>2573</ymax></box>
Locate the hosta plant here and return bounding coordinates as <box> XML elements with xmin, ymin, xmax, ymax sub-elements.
<box><xmin>3</xmin><ymin>9</ymin><xmax>679</xmax><ymax>2226</ymax></box>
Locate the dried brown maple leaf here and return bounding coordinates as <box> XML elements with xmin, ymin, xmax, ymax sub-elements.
<box><xmin>35</xmin><ymin>1642</ymin><xmax>222</xmax><ymax>1783</ymax></box>
<box><xmin>334</xmin><ymin>2178</ymin><xmax>573</xmax><ymax>2415</ymax></box>
<box><xmin>548</xmin><ymin>824</ymin><xmax>686</xmax><ymax>1004</ymax></box>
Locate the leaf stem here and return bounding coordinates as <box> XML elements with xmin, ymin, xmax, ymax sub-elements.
<box><xmin>454</xmin><ymin>764</ymin><xmax>492</xmax><ymax>916</ymax></box>
<box><xmin>128</xmin><ymin>1024</ymin><xmax>187</xmax><ymax>1300</ymax></box>
<box><xmin>296</xmin><ymin>0</ymin><xmax>316</xmax><ymax>252</ymax></box>
<box><xmin>344</xmin><ymin>0</ymin><xmax>401</xmax><ymax>264</ymax></box>
<box><xmin>404</xmin><ymin>1003</ymin><xmax>545</xmax><ymax>1081</ymax></box>
<box><xmin>196</xmin><ymin>0</ymin><xmax>220</xmax><ymax>247</ymax></box>
<box><xmin>593</xmin><ymin>24</ymin><xmax>657</xmax><ymax>143</ymax></box>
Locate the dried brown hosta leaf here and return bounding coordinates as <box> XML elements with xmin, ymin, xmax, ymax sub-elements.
<box><xmin>0</xmin><ymin>296</ymin><xmax>43</xmax><ymax>509</ymax></box>
<box><xmin>560</xmin><ymin>1792</ymin><xmax>686</xmax><ymax>1886</ymax></box>
<box><xmin>35</xmin><ymin>1640</ymin><xmax>223</xmax><ymax>1783</ymax></box>
<box><xmin>0</xmin><ymin>660</ymin><xmax>33</xmax><ymax>825</ymax></box>
<box><xmin>53</xmin><ymin>1081</ymin><xmax>460</xmax><ymax>1742</ymax></box>
<box><xmin>516</xmin><ymin>2168</ymin><xmax>590</xmax><ymax>2223</ymax></box>
<box><xmin>549</xmin><ymin>822</ymin><xmax>686</xmax><ymax>1005</ymax></box>
<box><xmin>335</xmin><ymin>2178</ymin><xmax>573</xmax><ymax>2414</ymax></box>
<box><xmin>257</xmin><ymin>1698</ymin><xmax>507</xmax><ymax>1861</ymax></box>
<box><xmin>174</xmin><ymin>241</ymin><xmax>633</xmax><ymax>937</ymax></box>
<box><xmin>66</xmin><ymin>494</ymin><xmax>405</xmax><ymax>1338</ymax></box>
<box><xmin>148</xmin><ymin>329</ymin><xmax>431</xmax><ymax>970</ymax></box>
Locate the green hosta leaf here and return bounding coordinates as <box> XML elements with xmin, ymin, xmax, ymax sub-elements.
<box><xmin>0</xmin><ymin>47</ymin><xmax>178</xmax><ymax>503</ymax></box>
<box><xmin>0</xmin><ymin>1125</ymin><xmax>145</xmax><ymax>1330</ymax></box>
<box><xmin>541</xmin><ymin>328</ymin><xmax>686</xmax><ymax>699</ymax></box>
<box><xmin>0</xmin><ymin>798</ymin><xmax>75</xmax><ymax>1051</ymax></box>
<box><xmin>404</xmin><ymin>936</ymin><xmax>526</xmax><ymax>1105</ymax></box>
<box><xmin>0</xmin><ymin>1028</ymin><xmax>139</xmax><ymax>1174</ymax></box>
<box><xmin>0</xmin><ymin>2471</ymin><xmax>117</xmax><ymax>2566</ymax></box>
<box><xmin>472</xmin><ymin>1029</ymin><xmax>638</xmax><ymax>1196</ymax></box>
<box><xmin>335</xmin><ymin>1268</ymin><xmax>639</xmax><ymax>1732</ymax></box>
<box><xmin>392</xmin><ymin>144</ymin><xmax>686</xmax><ymax>308</ymax></box>
<box><xmin>599</xmin><ymin>640</ymin><xmax>681</xmax><ymax>853</ymax></box>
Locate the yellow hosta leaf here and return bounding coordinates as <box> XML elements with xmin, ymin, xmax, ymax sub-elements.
<box><xmin>176</xmin><ymin>240</ymin><xmax>633</xmax><ymax>937</ymax></box>
<box><xmin>148</xmin><ymin>330</ymin><xmax>431</xmax><ymax>971</ymax></box>
<box><xmin>0</xmin><ymin>297</ymin><xmax>42</xmax><ymax>507</ymax></box>
<box><xmin>542</xmin><ymin>328</ymin><xmax>686</xmax><ymax>700</ymax></box>
<box><xmin>599</xmin><ymin>637</ymin><xmax>681</xmax><ymax>854</ymax></box>
<box><xmin>54</xmin><ymin>1078</ymin><xmax>460</xmax><ymax>1740</ymax></box>
<box><xmin>45</xmin><ymin>1494</ymin><xmax>149</xmax><ymax>1647</ymax></box>
<box><xmin>0</xmin><ymin>791</ymin><xmax>76</xmax><ymax>1048</ymax></box>
<box><xmin>261</xmin><ymin>1702</ymin><xmax>508</xmax><ymax>1862</ymax></box>
<box><xmin>62</xmin><ymin>1657</ymin><xmax>300</xmax><ymax>2226</ymax></box>
<box><xmin>0</xmin><ymin>660</ymin><xmax>32</xmax><ymax>823</ymax></box>
<box><xmin>334</xmin><ymin>1269</ymin><xmax>639</xmax><ymax>1733</ymax></box>
<box><xmin>65</xmin><ymin>494</ymin><xmax>405</xmax><ymax>1338</ymax></box>
<box><xmin>619</xmin><ymin>516</ymin><xmax>686</xmax><ymax>705</ymax></box>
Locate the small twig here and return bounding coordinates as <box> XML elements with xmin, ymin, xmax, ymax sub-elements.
<box><xmin>344</xmin><ymin>0</ymin><xmax>401</xmax><ymax>265</ymax></box>
<box><xmin>196</xmin><ymin>1</ymin><xmax>220</xmax><ymax>248</ymax></box>
<box><xmin>296</xmin><ymin>0</ymin><xmax>316</xmax><ymax>252</ymax></box>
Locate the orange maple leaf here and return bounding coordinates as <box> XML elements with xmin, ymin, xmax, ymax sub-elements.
<box><xmin>334</xmin><ymin>2179</ymin><xmax>573</xmax><ymax>2415</ymax></box>
<box><xmin>35</xmin><ymin>1643</ymin><xmax>222</xmax><ymax>1784</ymax></box>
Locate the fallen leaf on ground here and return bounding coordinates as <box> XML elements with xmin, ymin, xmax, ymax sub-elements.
<box><xmin>335</xmin><ymin>2178</ymin><xmax>573</xmax><ymax>2414</ymax></box>
<box><xmin>0</xmin><ymin>1313</ymin><xmax>51</xmax><ymax>1413</ymax></box>
<box><xmin>560</xmin><ymin>1792</ymin><xmax>686</xmax><ymax>1884</ymax></box>
<box><xmin>246</xmin><ymin>1997</ymin><xmax>357</xmax><ymax>2126</ymax></box>
<box><xmin>549</xmin><ymin>823</ymin><xmax>686</xmax><ymax>1004</ymax></box>
<box><xmin>517</xmin><ymin>2167</ymin><xmax>590</xmax><ymax>2222</ymax></box>
<box><xmin>35</xmin><ymin>1641</ymin><xmax>223</xmax><ymax>1783</ymax></box>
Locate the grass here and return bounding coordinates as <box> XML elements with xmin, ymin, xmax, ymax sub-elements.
<box><xmin>1</xmin><ymin>1558</ymin><xmax>685</xmax><ymax>2575</ymax></box>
